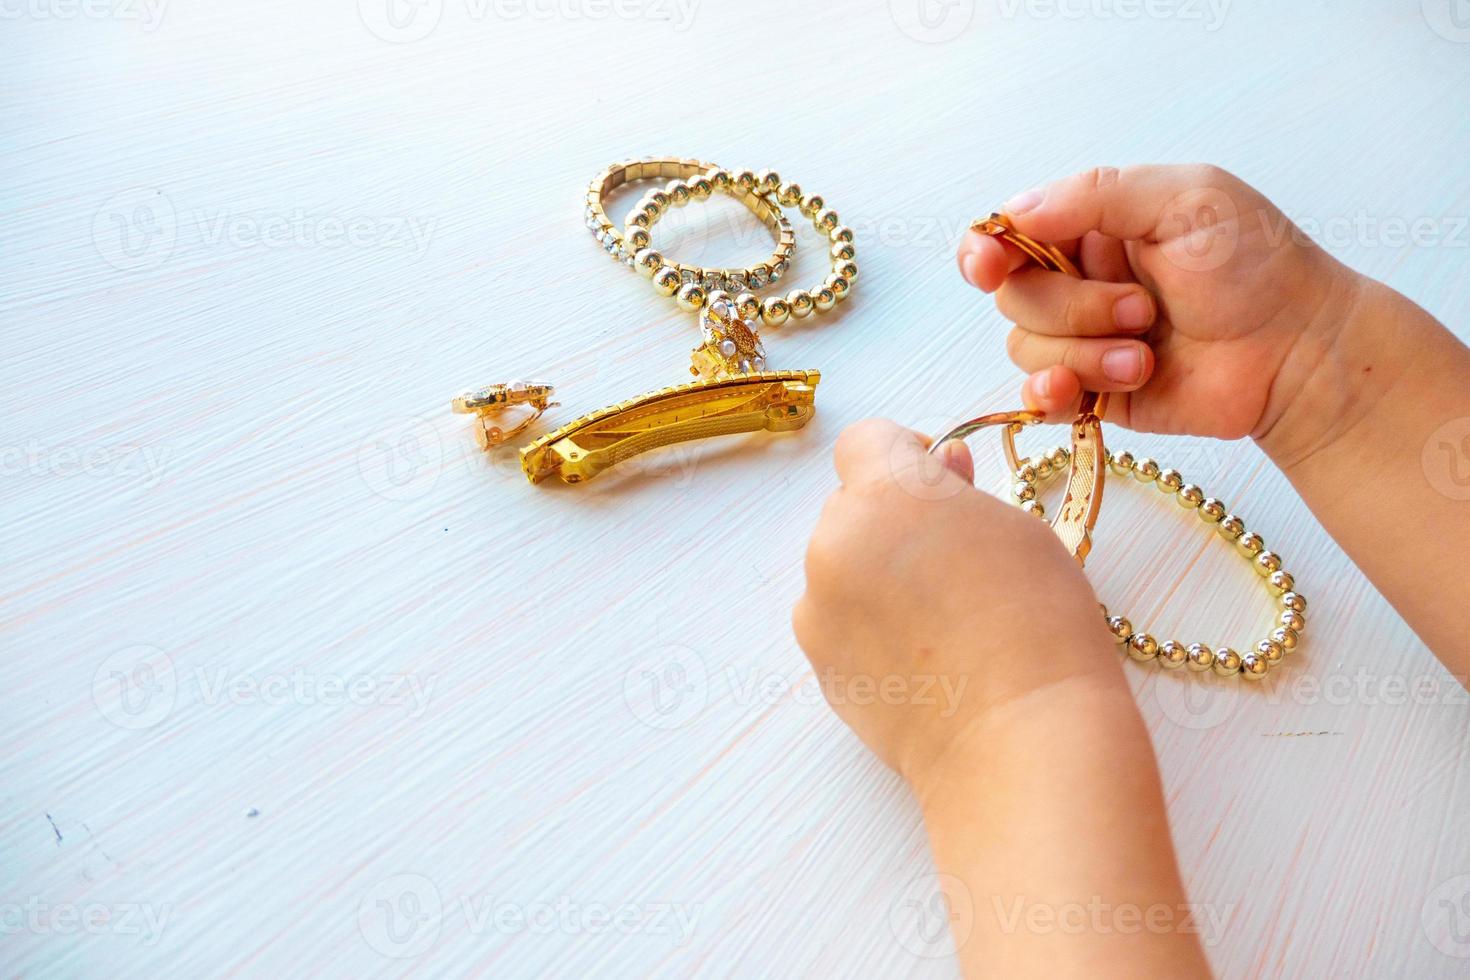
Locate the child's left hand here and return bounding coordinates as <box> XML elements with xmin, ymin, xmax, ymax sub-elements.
<box><xmin>792</xmin><ymin>418</ymin><xmax>1133</xmax><ymax>793</ymax></box>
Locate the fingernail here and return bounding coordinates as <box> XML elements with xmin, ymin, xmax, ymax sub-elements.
<box><xmin>1102</xmin><ymin>346</ymin><xmax>1144</xmax><ymax>385</ymax></box>
<box><xmin>959</xmin><ymin>252</ymin><xmax>982</xmax><ymax>289</ymax></box>
<box><xmin>1006</xmin><ymin>188</ymin><xmax>1044</xmax><ymax>214</ymax></box>
<box><xmin>1033</xmin><ymin>369</ymin><xmax>1052</xmax><ymax>401</ymax></box>
<box><xmin>1113</xmin><ymin>292</ymin><xmax>1153</xmax><ymax>331</ymax></box>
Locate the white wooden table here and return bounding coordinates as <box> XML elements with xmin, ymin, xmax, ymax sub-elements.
<box><xmin>5</xmin><ymin>2</ymin><xmax>1470</xmax><ymax>976</ymax></box>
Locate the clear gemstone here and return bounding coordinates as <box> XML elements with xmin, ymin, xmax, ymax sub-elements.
<box><xmin>728</xmin><ymin>276</ymin><xmax>746</xmax><ymax>293</ymax></box>
<box><xmin>751</xmin><ymin>269</ymin><xmax>767</xmax><ymax>287</ymax></box>
<box><xmin>680</xmin><ymin>269</ymin><xmax>697</xmax><ymax>284</ymax></box>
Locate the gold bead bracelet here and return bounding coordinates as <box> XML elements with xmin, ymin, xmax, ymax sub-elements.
<box><xmin>1014</xmin><ymin>445</ymin><xmax>1307</xmax><ymax>680</ymax></box>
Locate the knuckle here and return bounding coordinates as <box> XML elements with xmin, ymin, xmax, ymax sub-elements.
<box><xmin>1060</xmin><ymin>294</ymin><xmax>1087</xmax><ymax>334</ymax></box>
<box><xmin>1083</xmin><ymin>165</ymin><xmax>1121</xmax><ymax>192</ymax></box>
<box><xmin>1004</xmin><ymin>326</ymin><xmax>1030</xmax><ymax>363</ymax></box>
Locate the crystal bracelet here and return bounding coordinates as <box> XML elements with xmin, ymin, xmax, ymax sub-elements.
<box><xmin>1014</xmin><ymin>445</ymin><xmax>1308</xmax><ymax>679</ymax></box>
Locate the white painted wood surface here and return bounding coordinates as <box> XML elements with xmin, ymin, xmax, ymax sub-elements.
<box><xmin>5</xmin><ymin>2</ymin><xmax>1470</xmax><ymax>976</ymax></box>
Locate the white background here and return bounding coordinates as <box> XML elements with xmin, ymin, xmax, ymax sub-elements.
<box><xmin>4</xmin><ymin>0</ymin><xmax>1470</xmax><ymax>976</ymax></box>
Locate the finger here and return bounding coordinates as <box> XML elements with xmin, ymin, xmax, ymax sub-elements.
<box><xmin>937</xmin><ymin>439</ymin><xmax>974</xmax><ymax>484</ymax></box>
<box><xmin>1006</xmin><ymin>329</ymin><xmax>1155</xmax><ymax>392</ymax></box>
<box><xmin>995</xmin><ymin>267</ymin><xmax>1156</xmax><ymax>338</ymax></box>
<box><xmin>956</xmin><ymin>232</ymin><xmax>1023</xmax><ymax>292</ymax></box>
<box><xmin>1077</xmin><ymin>231</ymin><xmax>1135</xmax><ymax>283</ymax></box>
<box><xmin>832</xmin><ymin>418</ymin><xmax>927</xmax><ymax>486</ymax></box>
<box><xmin>1021</xmin><ymin>366</ymin><xmax>1083</xmax><ymax>419</ymax></box>
<box><xmin>1003</xmin><ymin>164</ymin><xmax>1235</xmax><ymax>245</ymax></box>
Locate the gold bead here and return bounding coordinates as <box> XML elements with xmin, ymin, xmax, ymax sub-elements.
<box><xmin>1281</xmin><ymin>591</ymin><xmax>1307</xmax><ymax>614</ymax></box>
<box><xmin>1186</xmin><ymin>643</ymin><xmax>1214</xmax><ymax>672</ymax></box>
<box><xmin>826</xmin><ymin>274</ymin><xmax>851</xmax><ymax>300</ymax></box>
<box><xmin>777</xmin><ymin>181</ymin><xmax>803</xmax><ymax>207</ymax></box>
<box><xmin>735</xmin><ymin>292</ymin><xmax>760</xmax><ymax>320</ymax></box>
<box><xmin>649</xmin><ymin>189</ymin><xmax>671</xmax><ymax>209</ymax></box>
<box><xmin>1107</xmin><ymin>615</ymin><xmax>1133</xmax><ymax>643</ymax></box>
<box><xmin>1218</xmin><ymin>514</ymin><xmax>1246</xmax><ymax>539</ymax></box>
<box><xmin>626</xmin><ymin>211</ymin><xmax>650</xmax><ymax>228</ymax></box>
<box><xmin>1213</xmin><ymin>647</ymin><xmax>1242</xmax><ymax>676</ymax></box>
<box><xmin>734</xmin><ymin>169</ymin><xmax>758</xmax><ymax>191</ymax></box>
<box><xmin>652</xmin><ymin>266</ymin><xmax>681</xmax><ymax>295</ymax></box>
<box><xmin>1012</xmin><ymin>481</ymin><xmax>1036</xmax><ymax>503</ymax></box>
<box><xmin>1240</xmin><ymin>653</ymin><xmax>1269</xmax><ymax>680</ymax></box>
<box><xmin>813</xmin><ymin>286</ymin><xmax>837</xmax><ymax>312</ymax></box>
<box><xmin>1256</xmin><ymin>639</ymin><xmax>1284</xmax><ymax>664</ymax></box>
<box><xmin>1034</xmin><ymin>455</ymin><xmax>1054</xmax><ymax>478</ymax></box>
<box><xmin>755</xmin><ymin>169</ymin><xmax>780</xmax><ymax>192</ymax></box>
<box><xmin>1280</xmin><ymin>609</ymin><xmax>1306</xmax><ymax>633</ymax></box>
<box><xmin>815</xmin><ymin>208</ymin><xmax>840</xmax><ymax>232</ymax></box>
<box><xmin>1015</xmin><ymin>462</ymin><xmax>1038</xmax><ymax>483</ymax></box>
<box><xmin>801</xmin><ymin>193</ymin><xmax>825</xmax><ymax>217</ymax></box>
<box><xmin>664</xmin><ymin>179</ymin><xmax>691</xmax><ymax>205</ymax></box>
<box><xmin>1158</xmin><ymin>640</ymin><xmax>1189</xmax><ymax>669</ymax></box>
<box><xmin>688</xmin><ymin>175</ymin><xmax>713</xmax><ymax>199</ymax></box>
<box><xmin>1199</xmin><ymin>498</ymin><xmax>1226</xmax><ymax>523</ymax></box>
<box><xmin>760</xmin><ymin>296</ymin><xmax>791</xmax><ymax>327</ymax></box>
<box><xmin>834</xmin><ymin>259</ymin><xmax>859</xmax><ymax>282</ymax></box>
<box><xmin>708</xmin><ymin>169</ymin><xmax>733</xmax><ymax>190</ymax></box>
<box><xmin>1046</xmin><ymin>446</ymin><xmax>1070</xmax><ymax>470</ymax></box>
<box><xmin>787</xmin><ymin>289</ymin><xmax>815</xmax><ymax>319</ymax></box>
<box><xmin>1236</xmin><ymin>531</ymin><xmax>1265</xmax><ymax>557</ymax></box>
<box><xmin>1128</xmin><ymin>632</ymin><xmax>1159</xmax><ymax>662</ymax></box>
<box><xmin>1109</xmin><ymin>451</ymin><xmax>1136</xmax><ymax>475</ymax></box>
<box><xmin>1156</xmin><ymin>468</ymin><xmax>1183</xmax><ymax>492</ymax></box>
<box><xmin>625</xmin><ymin>227</ymin><xmax>651</xmax><ymax>251</ymax></box>
<box><xmin>830</xmin><ymin>225</ymin><xmax>855</xmax><ymax>243</ymax></box>
<box><xmin>1267</xmin><ymin>569</ymin><xmax>1294</xmax><ymax>596</ymax></box>
<box><xmin>831</xmin><ymin>241</ymin><xmax>856</xmax><ymax>262</ymax></box>
<box><xmin>1133</xmin><ymin>457</ymin><xmax>1160</xmax><ymax>482</ymax></box>
<box><xmin>706</xmin><ymin>289</ymin><xmax>731</xmax><ymax>310</ymax></box>
<box><xmin>676</xmin><ymin>282</ymin><xmax>707</xmax><ymax>312</ymax></box>
<box><xmin>1270</xmin><ymin>626</ymin><xmax>1299</xmax><ymax>651</ymax></box>
<box><xmin>1255</xmin><ymin>551</ymin><xmax>1283</xmax><ymax>577</ymax></box>
<box><xmin>1177</xmin><ymin>484</ymin><xmax>1204</xmax><ymax>508</ymax></box>
<box><xmin>1020</xmin><ymin>499</ymin><xmax>1045</xmax><ymax>519</ymax></box>
<box><xmin>634</xmin><ymin>248</ymin><xmax>664</xmax><ymax>277</ymax></box>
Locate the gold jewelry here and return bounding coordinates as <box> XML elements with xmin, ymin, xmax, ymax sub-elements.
<box><xmin>450</xmin><ymin>380</ymin><xmax>557</xmax><ymax>449</ymax></box>
<box><xmin>1015</xmin><ymin>445</ymin><xmax>1307</xmax><ymax>680</ymax></box>
<box><xmin>520</xmin><ymin>370</ymin><xmax>819</xmax><ymax>485</ymax></box>
<box><xmin>584</xmin><ymin>158</ymin><xmax>795</xmax><ymax>293</ymax></box>
<box><xmin>931</xmin><ymin>212</ymin><xmax>1308</xmax><ymax>679</ymax></box>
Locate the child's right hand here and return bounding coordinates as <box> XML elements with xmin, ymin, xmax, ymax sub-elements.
<box><xmin>956</xmin><ymin>164</ymin><xmax>1365</xmax><ymax>452</ymax></box>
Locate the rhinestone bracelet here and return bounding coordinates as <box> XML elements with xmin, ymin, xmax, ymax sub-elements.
<box><xmin>1014</xmin><ymin>445</ymin><xmax>1308</xmax><ymax>680</ymax></box>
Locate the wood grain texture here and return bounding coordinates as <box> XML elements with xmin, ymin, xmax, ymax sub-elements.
<box><xmin>4</xmin><ymin>1</ymin><xmax>1470</xmax><ymax>976</ymax></box>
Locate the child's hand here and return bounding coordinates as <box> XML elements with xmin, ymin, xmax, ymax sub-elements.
<box><xmin>957</xmin><ymin>164</ymin><xmax>1363</xmax><ymax>451</ymax></box>
<box><xmin>792</xmin><ymin>419</ymin><xmax>1132</xmax><ymax>792</ymax></box>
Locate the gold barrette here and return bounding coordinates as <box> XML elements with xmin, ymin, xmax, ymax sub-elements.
<box><xmin>450</xmin><ymin>380</ymin><xmax>558</xmax><ymax>449</ymax></box>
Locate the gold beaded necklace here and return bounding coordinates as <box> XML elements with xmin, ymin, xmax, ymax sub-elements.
<box><xmin>931</xmin><ymin>214</ymin><xmax>1307</xmax><ymax>680</ymax></box>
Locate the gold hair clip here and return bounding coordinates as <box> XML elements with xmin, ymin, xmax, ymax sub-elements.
<box><xmin>450</xmin><ymin>380</ymin><xmax>558</xmax><ymax>449</ymax></box>
<box><xmin>931</xmin><ymin>212</ymin><xmax>1108</xmax><ymax>565</ymax></box>
<box><xmin>520</xmin><ymin>370</ymin><xmax>819</xmax><ymax>485</ymax></box>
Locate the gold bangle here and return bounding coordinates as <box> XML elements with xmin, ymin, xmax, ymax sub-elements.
<box><xmin>583</xmin><ymin>158</ymin><xmax>795</xmax><ymax>292</ymax></box>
